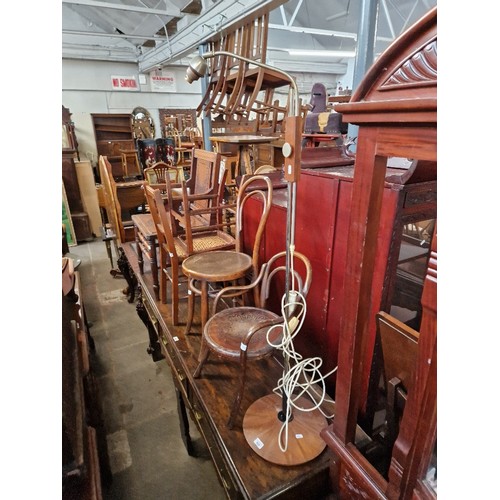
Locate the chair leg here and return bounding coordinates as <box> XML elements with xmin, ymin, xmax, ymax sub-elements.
<box><xmin>193</xmin><ymin>341</ymin><xmax>210</xmax><ymax>378</ymax></box>
<box><xmin>183</xmin><ymin>280</ymin><xmax>196</xmax><ymax>335</ymax></box>
<box><xmin>160</xmin><ymin>270</ymin><xmax>167</xmax><ymax>304</ymax></box>
<box><xmin>160</xmin><ymin>256</ymin><xmax>168</xmax><ymax>304</ymax></box>
<box><xmin>227</xmin><ymin>352</ymin><xmax>248</xmax><ymax>429</ymax></box>
<box><xmin>171</xmin><ymin>261</ymin><xmax>180</xmax><ymax>325</ymax></box>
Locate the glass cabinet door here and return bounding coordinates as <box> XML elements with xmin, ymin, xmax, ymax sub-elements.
<box><xmin>390</xmin><ymin>218</ymin><xmax>436</xmax><ymax>331</ymax></box>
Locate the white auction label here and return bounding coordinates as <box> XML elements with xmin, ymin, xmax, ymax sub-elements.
<box><xmin>253</xmin><ymin>437</ymin><xmax>264</xmax><ymax>449</ymax></box>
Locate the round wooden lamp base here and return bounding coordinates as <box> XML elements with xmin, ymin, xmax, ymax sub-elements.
<box><xmin>242</xmin><ymin>393</ymin><xmax>327</xmax><ymax>466</ymax></box>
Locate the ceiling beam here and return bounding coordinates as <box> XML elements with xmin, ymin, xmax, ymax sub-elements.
<box><xmin>62</xmin><ymin>0</ymin><xmax>181</xmax><ymax>17</ymax></box>
<box><xmin>138</xmin><ymin>0</ymin><xmax>286</xmax><ymax>73</ymax></box>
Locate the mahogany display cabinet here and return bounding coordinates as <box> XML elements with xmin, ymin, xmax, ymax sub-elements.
<box><xmin>319</xmin><ymin>7</ymin><xmax>437</xmax><ymax>499</ymax></box>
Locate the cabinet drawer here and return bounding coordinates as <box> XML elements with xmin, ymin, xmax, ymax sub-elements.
<box><xmin>158</xmin><ymin>330</ymin><xmax>189</xmax><ymax>398</ymax></box>
<box><xmin>190</xmin><ymin>398</ymin><xmax>239</xmax><ymax>499</ymax></box>
<box><xmin>142</xmin><ymin>294</ymin><xmax>160</xmax><ymax>335</ymax></box>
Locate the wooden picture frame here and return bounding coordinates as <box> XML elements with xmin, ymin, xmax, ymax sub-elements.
<box><xmin>62</xmin><ymin>182</ymin><xmax>77</xmax><ymax>247</ymax></box>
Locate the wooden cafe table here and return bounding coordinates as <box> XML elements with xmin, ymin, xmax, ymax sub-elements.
<box><xmin>210</xmin><ymin>134</ymin><xmax>276</xmax><ymax>176</ymax></box>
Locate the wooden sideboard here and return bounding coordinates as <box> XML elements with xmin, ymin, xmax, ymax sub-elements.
<box><xmin>121</xmin><ymin>242</ymin><xmax>335</xmax><ymax>499</ymax></box>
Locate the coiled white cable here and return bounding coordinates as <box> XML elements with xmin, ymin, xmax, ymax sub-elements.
<box><xmin>266</xmin><ymin>290</ymin><xmax>337</xmax><ymax>452</ymax></box>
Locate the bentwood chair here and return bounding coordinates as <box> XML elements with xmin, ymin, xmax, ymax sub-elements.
<box><xmin>182</xmin><ymin>174</ymin><xmax>274</xmax><ymax>338</ymax></box>
<box><xmin>193</xmin><ymin>250</ymin><xmax>312</xmax><ymax>429</ymax></box>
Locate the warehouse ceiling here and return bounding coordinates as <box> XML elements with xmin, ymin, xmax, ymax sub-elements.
<box><xmin>62</xmin><ymin>0</ymin><xmax>436</xmax><ymax>74</ymax></box>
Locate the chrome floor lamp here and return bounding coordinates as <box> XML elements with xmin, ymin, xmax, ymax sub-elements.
<box><xmin>186</xmin><ymin>51</ymin><xmax>334</xmax><ymax>465</ymax></box>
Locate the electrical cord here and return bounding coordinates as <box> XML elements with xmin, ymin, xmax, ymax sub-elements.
<box><xmin>266</xmin><ymin>289</ymin><xmax>337</xmax><ymax>452</ymax></box>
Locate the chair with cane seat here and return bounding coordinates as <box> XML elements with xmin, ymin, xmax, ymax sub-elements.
<box><xmin>145</xmin><ymin>183</ymin><xmax>236</xmax><ymax>326</ymax></box>
<box><xmin>193</xmin><ymin>250</ymin><xmax>312</xmax><ymax>429</ymax></box>
<box><xmin>164</xmin><ymin>148</ymin><xmax>234</xmax><ymax>247</ymax></box>
<box><xmin>144</xmin><ymin>184</ymin><xmax>189</xmax><ymax>325</ymax></box>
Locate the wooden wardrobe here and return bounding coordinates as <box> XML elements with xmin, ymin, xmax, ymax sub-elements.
<box><xmin>320</xmin><ymin>6</ymin><xmax>437</xmax><ymax>499</ymax></box>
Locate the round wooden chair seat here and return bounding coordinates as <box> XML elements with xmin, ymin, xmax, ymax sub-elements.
<box><xmin>204</xmin><ymin>307</ymin><xmax>281</xmax><ymax>359</ymax></box>
<box><xmin>182</xmin><ymin>250</ymin><xmax>251</xmax><ymax>282</ymax></box>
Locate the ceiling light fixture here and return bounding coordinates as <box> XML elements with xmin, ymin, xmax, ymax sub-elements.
<box><xmin>286</xmin><ymin>49</ymin><xmax>356</xmax><ymax>58</ymax></box>
<box><xmin>269</xmin><ymin>23</ymin><xmax>357</xmax><ymax>40</ymax></box>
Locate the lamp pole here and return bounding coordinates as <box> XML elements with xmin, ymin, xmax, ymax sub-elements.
<box><xmin>186</xmin><ymin>50</ymin><xmax>303</xmax><ymax>431</ymax></box>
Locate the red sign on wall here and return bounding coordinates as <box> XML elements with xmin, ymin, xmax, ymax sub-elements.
<box><xmin>111</xmin><ymin>75</ymin><xmax>139</xmax><ymax>91</ymax></box>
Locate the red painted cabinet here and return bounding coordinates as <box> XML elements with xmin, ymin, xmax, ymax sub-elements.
<box><xmin>244</xmin><ymin>165</ymin><xmax>436</xmax><ymax>400</ymax></box>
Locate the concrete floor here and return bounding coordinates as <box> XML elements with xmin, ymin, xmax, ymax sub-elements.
<box><xmin>69</xmin><ymin>239</ymin><xmax>226</xmax><ymax>500</ymax></box>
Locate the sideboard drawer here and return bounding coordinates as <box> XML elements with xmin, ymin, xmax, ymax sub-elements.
<box><xmin>158</xmin><ymin>330</ymin><xmax>189</xmax><ymax>399</ymax></box>
<box><xmin>190</xmin><ymin>398</ymin><xmax>240</xmax><ymax>499</ymax></box>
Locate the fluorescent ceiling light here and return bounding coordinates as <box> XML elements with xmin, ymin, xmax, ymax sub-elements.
<box><xmin>269</xmin><ymin>23</ymin><xmax>357</xmax><ymax>40</ymax></box>
<box><xmin>287</xmin><ymin>49</ymin><xmax>356</xmax><ymax>58</ymax></box>
<box><xmin>269</xmin><ymin>59</ymin><xmax>348</xmax><ymax>75</ymax></box>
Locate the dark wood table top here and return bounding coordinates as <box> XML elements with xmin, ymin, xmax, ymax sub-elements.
<box><xmin>122</xmin><ymin>242</ymin><xmax>334</xmax><ymax>499</ymax></box>
<box><xmin>131</xmin><ymin>213</ymin><xmax>155</xmax><ymax>237</ymax></box>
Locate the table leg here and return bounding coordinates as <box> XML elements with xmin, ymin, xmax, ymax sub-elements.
<box><xmin>135</xmin><ymin>226</ymin><xmax>144</xmax><ymax>274</ymax></box>
<box><xmin>149</xmin><ymin>238</ymin><xmax>159</xmax><ymax>300</ymax></box>
<box><xmin>240</xmin><ymin>145</ymin><xmax>253</xmax><ymax>175</ymax></box>
<box><xmin>175</xmin><ymin>387</ymin><xmax>195</xmax><ymax>456</ymax></box>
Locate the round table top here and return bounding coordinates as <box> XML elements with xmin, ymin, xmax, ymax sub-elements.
<box><xmin>209</xmin><ymin>135</ymin><xmax>276</xmax><ymax>144</ymax></box>
<box><xmin>182</xmin><ymin>251</ymin><xmax>252</xmax><ymax>281</ymax></box>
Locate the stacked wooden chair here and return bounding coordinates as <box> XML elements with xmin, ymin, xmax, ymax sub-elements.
<box><xmin>198</xmin><ymin>13</ymin><xmax>291</xmax><ymax>132</ymax></box>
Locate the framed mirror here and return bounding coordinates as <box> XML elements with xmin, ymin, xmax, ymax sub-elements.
<box><xmin>132</xmin><ymin>106</ymin><xmax>155</xmax><ymax>139</ymax></box>
<box><xmin>62</xmin><ymin>105</ymin><xmax>78</xmax><ymax>156</ymax></box>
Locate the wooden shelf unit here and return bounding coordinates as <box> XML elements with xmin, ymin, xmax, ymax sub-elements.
<box><xmin>91</xmin><ymin>113</ymin><xmax>135</xmax><ymax>178</ymax></box>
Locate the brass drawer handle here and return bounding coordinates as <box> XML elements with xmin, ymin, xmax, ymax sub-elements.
<box><xmin>143</xmin><ymin>298</ymin><xmax>159</xmax><ymax>330</ymax></box>
<box><xmin>221</xmin><ymin>476</ymin><xmax>230</xmax><ymax>491</ymax></box>
<box><xmin>194</xmin><ymin>410</ymin><xmax>203</xmax><ymax>421</ymax></box>
<box><xmin>177</xmin><ymin>370</ymin><xmax>185</xmax><ymax>381</ymax></box>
